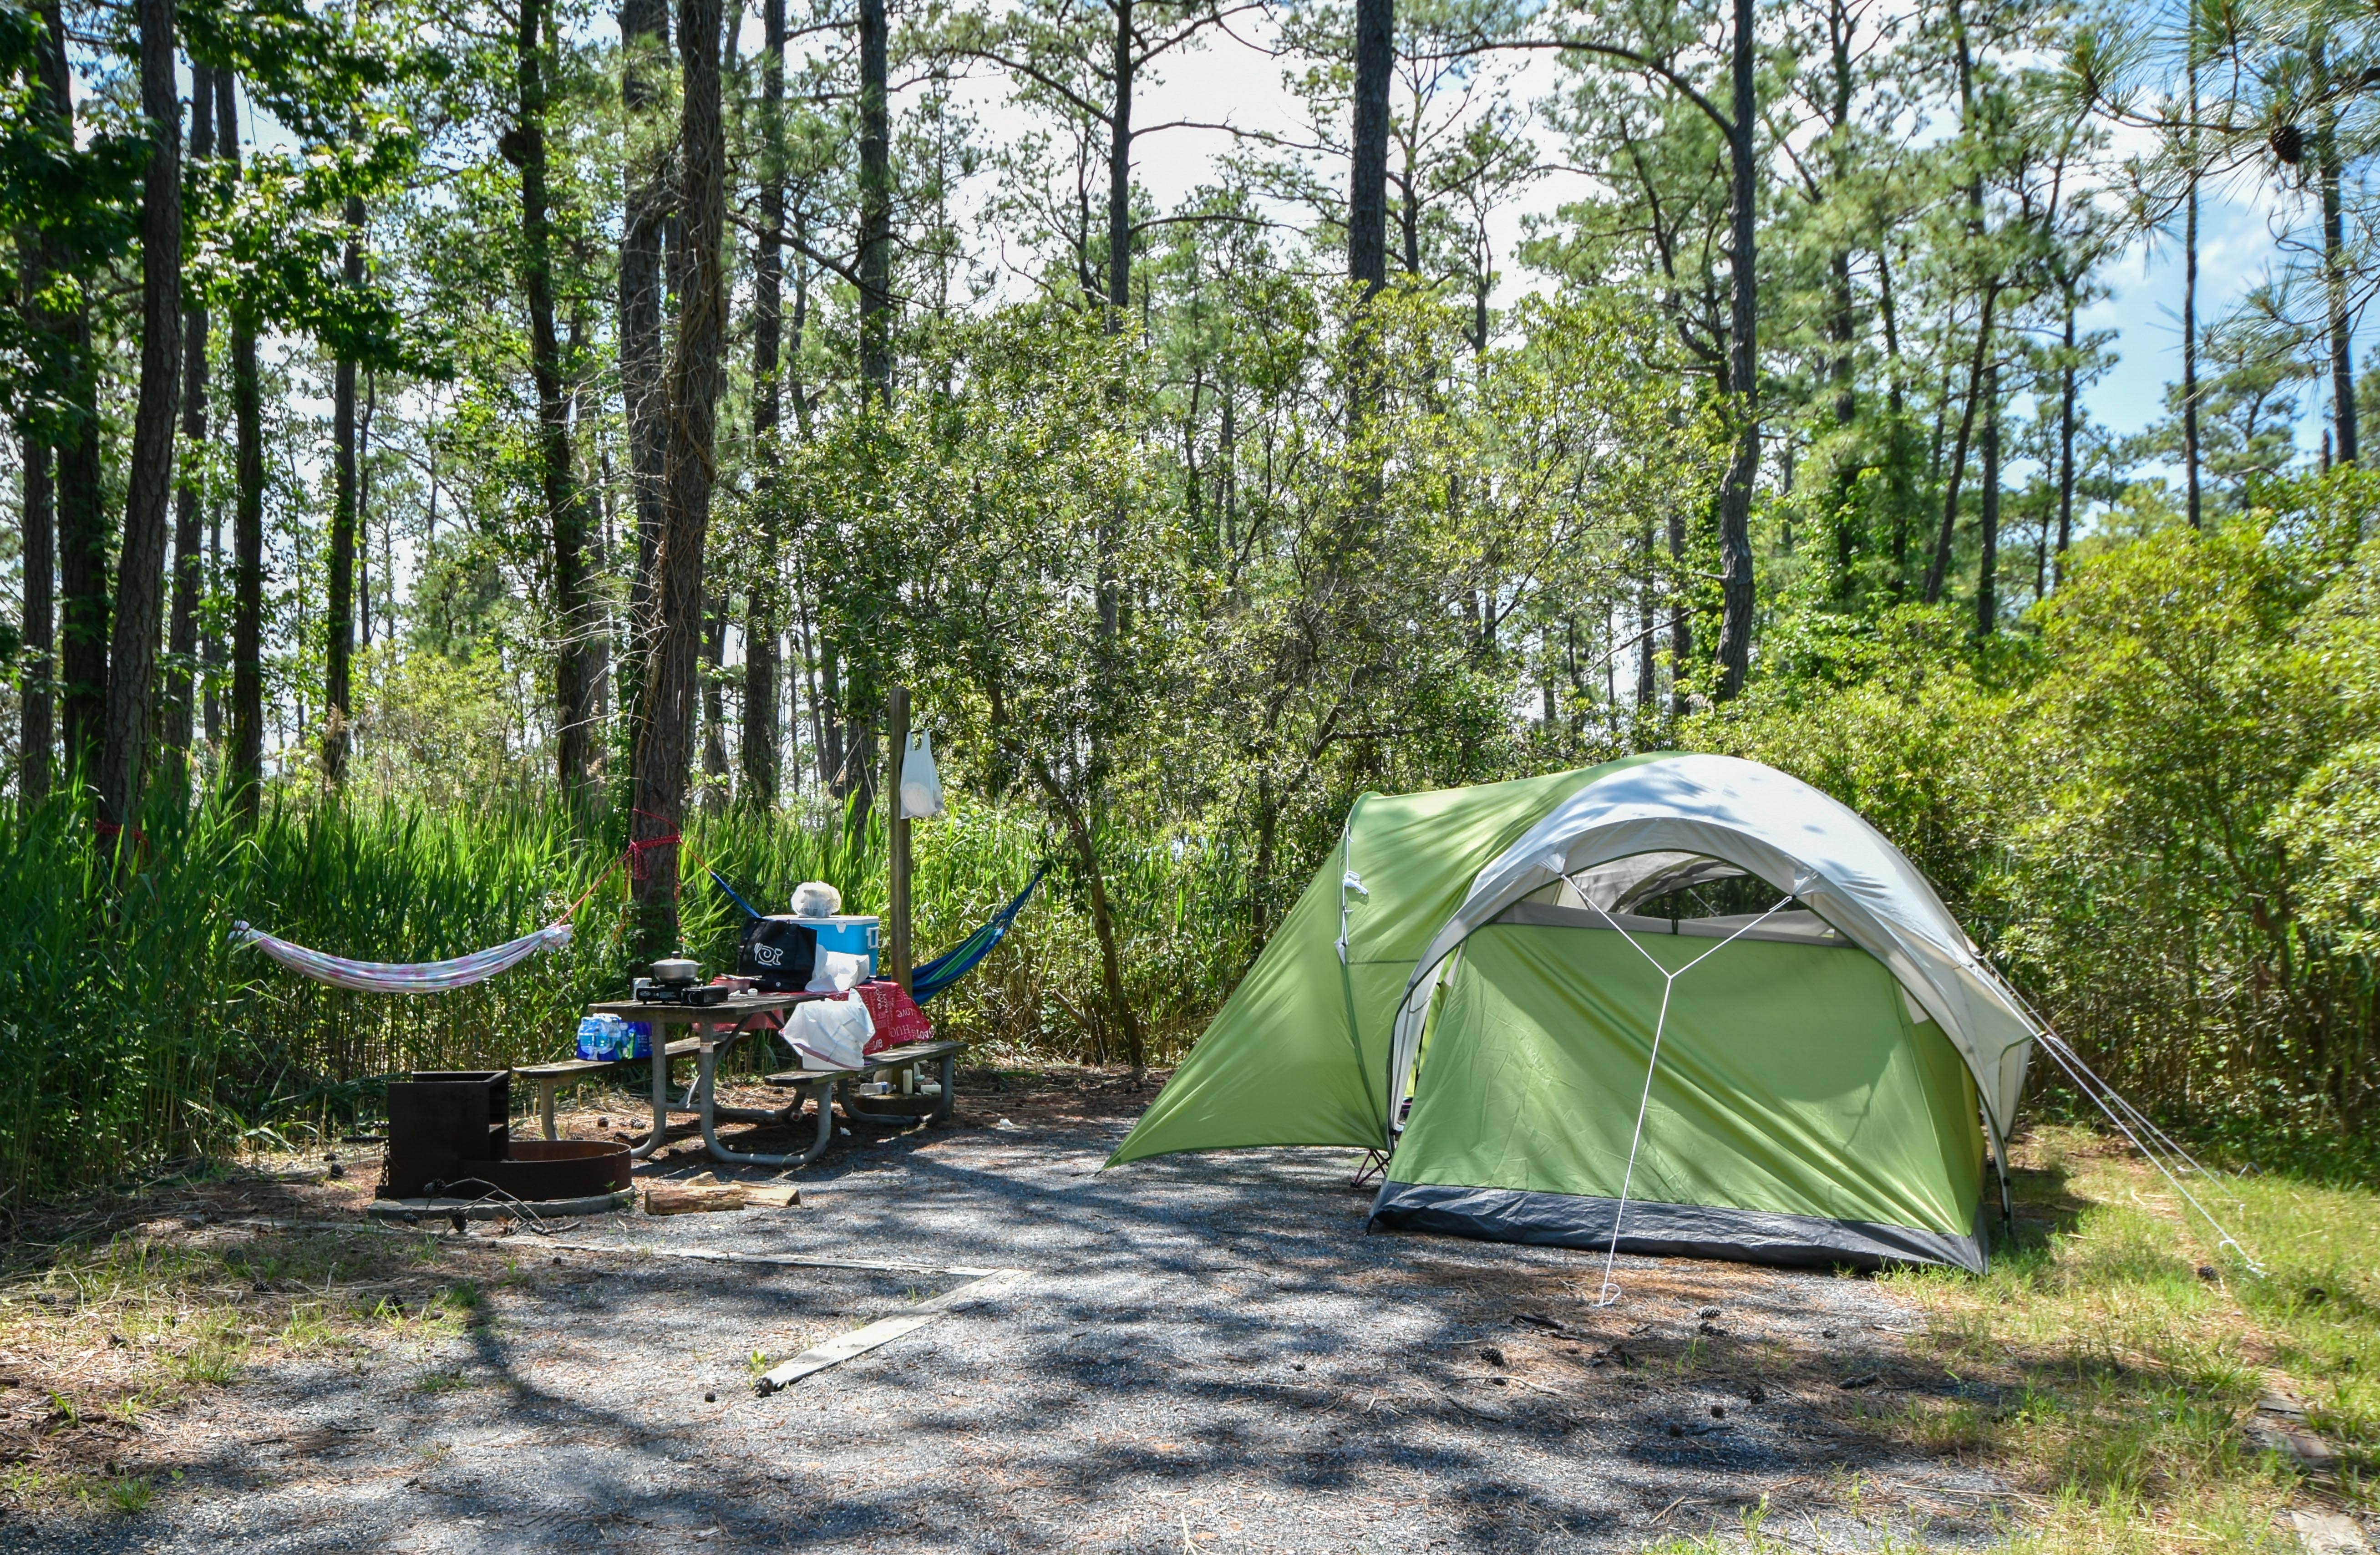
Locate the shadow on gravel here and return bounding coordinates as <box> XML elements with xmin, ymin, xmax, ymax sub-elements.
<box><xmin>12</xmin><ymin>1068</ymin><xmax>2009</xmax><ymax>1553</ymax></box>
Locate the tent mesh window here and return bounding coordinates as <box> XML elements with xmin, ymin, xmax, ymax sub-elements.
<box><xmin>1505</xmin><ymin>854</ymin><xmax>1847</xmax><ymax>946</ymax></box>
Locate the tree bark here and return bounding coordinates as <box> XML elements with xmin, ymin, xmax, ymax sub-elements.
<box><xmin>629</xmin><ymin>0</ymin><xmax>726</xmax><ymax>956</ymax></box>
<box><xmin>1976</xmin><ymin>364</ymin><xmax>1998</xmax><ymax>635</ymax></box>
<box><xmin>1710</xmin><ymin>0</ymin><xmax>1757</xmax><ymax>700</ymax></box>
<box><xmin>857</xmin><ymin>0</ymin><xmax>891</xmax><ymax>405</ymax></box>
<box><xmin>223</xmin><ymin>72</ymin><xmax>264</xmax><ymax>813</ymax></box>
<box><xmin>515</xmin><ymin>0</ymin><xmax>593</xmax><ymax>805</ymax></box>
<box><xmin>743</xmin><ymin>0</ymin><xmax>785</xmax><ymax>809</ymax></box>
<box><xmin>16</xmin><ymin>429</ymin><xmax>53</xmax><ymax>804</ymax></box>
<box><xmin>325</xmin><ymin>192</ymin><xmax>362</xmax><ymax>784</ymax></box>
<box><xmin>1035</xmin><ymin>762</ymin><xmax>1146</xmax><ymax>1084</ymax></box>
<box><xmin>1827</xmin><ymin>0</ymin><xmax>1854</xmax><ymax>431</ymax></box>
<box><xmin>162</xmin><ymin>65</ymin><xmax>215</xmax><ymax>792</ymax></box>
<box><xmin>39</xmin><ymin>1</ymin><xmax>106</xmax><ymax>787</ymax></box>
<box><xmin>620</xmin><ymin>0</ymin><xmax>671</xmax><ymax>768</ymax></box>
<box><xmin>2182</xmin><ymin>54</ymin><xmax>2201</xmax><ymax>528</ymax></box>
<box><xmin>1667</xmin><ymin>505</ymin><xmax>1690</xmax><ymax>719</ymax></box>
<box><xmin>1924</xmin><ymin>281</ymin><xmax>1996</xmax><ymax>604</ymax></box>
<box><xmin>99</xmin><ymin>0</ymin><xmax>183</xmax><ymax>827</ymax></box>
<box><xmin>700</xmin><ymin>597</ymin><xmax>727</xmax><ymax>815</ymax></box>
<box><xmin>2316</xmin><ymin>42</ymin><xmax>2356</xmax><ymax>466</ymax></box>
<box><xmin>2056</xmin><ymin>288</ymin><xmax>2075</xmax><ymax>586</ymax></box>
<box><xmin>1108</xmin><ymin>0</ymin><xmax>1135</xmax><ymax>319</ymax></box>
<box><xmin>1635</xmin><ymin>516</ymin><xmax>1656</xmax><ymax>715</ymax></box>
<box><xmin>1349</xmin><ymin>0</ymin><xmax>1391</xmax><ymax>297</ymax></box>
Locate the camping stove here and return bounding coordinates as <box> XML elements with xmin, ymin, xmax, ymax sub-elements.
<box><xmin>630</xmin><ymin>978</ymin><xmax>729</xmax><ymax>1006</ymax></box>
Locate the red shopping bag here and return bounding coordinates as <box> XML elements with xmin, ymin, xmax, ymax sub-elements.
<box><xmin>857</xmin><ymin>979</ymin><xmax>934</xmax><ymax>1054</ymax></box>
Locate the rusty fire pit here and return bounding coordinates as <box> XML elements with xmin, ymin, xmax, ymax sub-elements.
<box><xmin>381</xmin><ymin>1071</ymin><xmax>631</xmax><ymax>1204</ymax></box>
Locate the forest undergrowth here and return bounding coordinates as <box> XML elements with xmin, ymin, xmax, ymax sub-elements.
<box><xmin>0</xmin><ymin>790</ymin><xmax>1253</xmax><ymax>1204</ymax></box>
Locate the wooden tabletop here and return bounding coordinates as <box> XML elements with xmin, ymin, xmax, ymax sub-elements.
<box><xmin>584</xmin><ymin>992</ymin><xmax>810</xmax><ymax>1023</ymax></box>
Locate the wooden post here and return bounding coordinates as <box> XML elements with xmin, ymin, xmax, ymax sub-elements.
<box><xmin>887</xmin><ymin>683</ymin><xmax>912</xmax><ymax>993</ymax></box>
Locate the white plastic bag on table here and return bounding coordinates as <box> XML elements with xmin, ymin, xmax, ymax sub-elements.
<box><xmin>807</xmin><ymin>949</ymin><xmax>868</xmax><ymax>992</ymax></box>
<box><xmin>779</xmin><ymin>993</ymin><xmax>874</xmax><ymax>1070</ymax></box>
<box><xmin>898</xmin><ymin>732</ymin><xmax>944</xmax><ymax>820</ymax></box>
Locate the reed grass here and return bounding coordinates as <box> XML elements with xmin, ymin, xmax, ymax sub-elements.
<box><xmin>0</xmin><ymin>787</ymin><xmax>1257</xmax><ymax>1205</ymax></box>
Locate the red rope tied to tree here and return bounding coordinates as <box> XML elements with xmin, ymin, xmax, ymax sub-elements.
<box><xmin>626</xmin><ymin>809</ymin><xmax>681</xmax><ymax>885</ymax></box>
<box><xmin>93</xmin><ymin>818</ymin><xmax>150</xmax><ymax>852</ymax></box>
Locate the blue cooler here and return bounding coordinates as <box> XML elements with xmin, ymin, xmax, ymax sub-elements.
<box><xmin>792</xmin><ymin>915</ymin><xmax>879</xmax><ymax>979</ymax></box>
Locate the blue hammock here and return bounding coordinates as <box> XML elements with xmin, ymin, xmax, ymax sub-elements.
<box><xmin>709</xmin><ymin>867</ymin><xmax>1046</xmax><ymax>1003</ymax></box>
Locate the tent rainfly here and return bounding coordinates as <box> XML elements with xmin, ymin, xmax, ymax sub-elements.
<box><xmin>1108</xmin><ymin>753</ymin><xmax>2043</xmax><ymax>1275</ymax></box>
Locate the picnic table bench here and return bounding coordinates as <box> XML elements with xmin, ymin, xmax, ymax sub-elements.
<box><xmin>516</xmin><ymin>1037</ymin><xmax>704</xmax><ymax>1143</ymax></box>
<box><xmin>512</xmin><ymin>992</ymin><xmax>962</xmax><ymax>1170</ymax></box>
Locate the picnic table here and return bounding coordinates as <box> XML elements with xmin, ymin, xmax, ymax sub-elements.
<box><xmin>512</xmin><ymin>991</ymin><xmax>962</xmax><ymax>1169</ymax></box>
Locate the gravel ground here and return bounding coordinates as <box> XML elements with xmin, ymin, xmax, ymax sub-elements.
<box><xmin>8</xmin><ymin>1071</ymin><xmax>2016</xmax><ymax>1553</ymax></box>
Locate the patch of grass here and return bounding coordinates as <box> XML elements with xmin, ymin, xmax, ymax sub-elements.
<box><xmin>103</xmin><ymin>1476</ymin><xmax>154</xmax><ymax>1515</ymax></box>
<box><xmin>1883</xmin><ymin>1123</ymin><xmax>2380</xmax><ymax>1548</ymax></box>
<box><xmin>415</xmin><ymin>1369</ymin><xmax>476</xmax><ymax>1394</ymax></box>
<box><xmin>173</xmin><ymin>1309</ymin><xmax>251</xmax><ymax>1385</ymax></box>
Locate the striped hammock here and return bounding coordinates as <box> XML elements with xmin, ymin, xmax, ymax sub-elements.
<box><xmin>233</xmin><ymin>920</ymin><xmax>574</xmax><ymax>995</ymax></box>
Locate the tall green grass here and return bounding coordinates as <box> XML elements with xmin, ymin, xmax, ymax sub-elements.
<box><xmin>0</xmin><ymin>788</ymin><xmax>1257</xmax><ymax>1205</ymax></box>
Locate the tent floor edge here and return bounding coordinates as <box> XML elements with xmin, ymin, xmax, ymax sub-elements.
<box><xmin>1366</xmin><ymin>1181</ymin><xmax>1988</xmax><ymax>1276</ymax></box>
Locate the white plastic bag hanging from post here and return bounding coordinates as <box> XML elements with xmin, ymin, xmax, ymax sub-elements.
<box><xmin>899</xmin><ymin>732</ymin><xmax>944</xmax><ymax>819</ymax></box>
<box><xmin>779</xmin><ymin>993</ymin><xmax>874</xmax><ymax>1071</ymax></box>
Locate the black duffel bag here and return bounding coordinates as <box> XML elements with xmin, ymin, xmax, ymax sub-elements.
<box><xmin>737</xmin><ymin>916</ymin><xmax>818</xmax><ymax>992</ymax></box>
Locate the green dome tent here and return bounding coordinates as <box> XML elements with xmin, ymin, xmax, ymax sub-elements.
<box><xmin>1109</xmin><ymin>753</ymin><xmax>2040</xmax><ymax>1275</ymax></box>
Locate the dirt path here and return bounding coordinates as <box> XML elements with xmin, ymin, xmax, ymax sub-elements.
<box><xmin>5</xmin><ymin>1068</ymin><xmax>2013</xmax><ymax>1552</ymax></box>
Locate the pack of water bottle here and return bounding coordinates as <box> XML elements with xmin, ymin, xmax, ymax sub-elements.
<box><xmin>576</xmin><ymin>1014</ymin><xmax>653</xmax><ymax>1061</ymax></box>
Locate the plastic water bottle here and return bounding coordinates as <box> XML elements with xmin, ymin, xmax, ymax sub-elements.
<box><xmin>577</xmin><ymin>1015</ymin><xmax>613</xmax><ymax>1061</ymax></box>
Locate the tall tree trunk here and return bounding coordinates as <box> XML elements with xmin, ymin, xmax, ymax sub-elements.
<box><xmin>99</xmin><ymin>0</ymin><xmax>183</xmax><ymax>826</ymax></box>
<box><xmin>743</xmin><ymin>0</ymin><xmax>785</xmax><ymax>809</ymax></box>
<box><xmin>360</xmin><ymin>367</ymin><xmax>376</xmax><ymax>653</ymax></box>
<box><xmin>1924</xmin><ymin>282</ymin><xmax>1997</xmax><ymax>603</ymax></box>
<box><xmin>1035</xmin><ymin>763</ymin><xmax>1146</xmax><ymax>1083</ymax></box>
<box><xmin>1349</xmin><ymin>0</ymin><xmax>1391</xmax><ymax>298</ymax></box>
<box><xmin>857</xmin><ymin>0</ymin><xmax>891</xmax><ymax>405</ymax></box>
<box><xmin>203</xmin><ymin>478</ymin><xmax>221</xmax><ymax>750</ymax></box>
<box><xmin>515</xmin><ymin>0</ymin><xmax>592</xmax><ymax>805</ymax></box>
<box><xmin>17</xmin><ymin>429</ymin><xmax>53</xmax><ymax>804</ymax></box>
<box><xmin>1635</xmin><ymin>517</ymin><xmax>1657</xmax><ymax>716</ymax></box>
<box><xmin>629</xmin><ymin>0</ymin><xmax>726</xmax><ymax>956</ymax></box>
<box><xmin>1710</xmin><ymin>0</ymin><xmax>1757</xmax><ymax>700</ymax></box>
<box><xmin>1827</xmin><ymin>0</ymin><xmax>1855</xmax><ymax>431</ymax></box>
<box><xmin>817</xmin><ymin>635</ymin><xmax>845</xmax><ymax>796</ymax></box>
<box><xmin>1875</xmin><ymin>239</ymin><xmax>1913</xmax><ymax>590</ymax></box>
<box><xmin>1976</xmin><ymin>364</ymin><xmax>1998</xmax><ymax>635</ymax></box>
<box><xmin>700</xmin><ymin>598</ymin><xmax>727</xmax><ymax>814</ymax></box>
<box><xmin>1095</xmin><ymin>0</ymin><xmax>1137</xmax><ymax>650</ymax></box>
<box><xmin>1107</xmin><ymin>0</ymin><xmax>1135</xmax><ymax>320</ymax></box>
<box><xmin>2182</xmin><ymin>54</ymin><xmax>2202</xmax><ymax>527</ymax></box>
<box><xmin>1667</xmin><ymin>506</ymin><xmax>1690</xmax><ymax>719</ymax></box>
<box><xmin>162</xmin><ymin>66</ymin><xmax>215</xmax><ymax>790</ymax></box>
<box><xmin>325</xmin><ymin>193</ymin><xmax>362</xmax><ymax>784</ymax></box>
<box><xmin>223</xmin><ymin>72</ymin><xmax>264</xmax><ymax>814</ymax></box>
<box><xmin>39</xmin><ymin>1</ymin><xmax>106</xmax><ymax>786</ymax></box>
<box><xmin>619</xmin><ymin>0</ymin><xmax>671</xmax><ymax>772</ymax></box>
<box><xmin>2316</xmin><ymin>43</ymin><xmax>2356</xmax><ymax>466</ymax></box>
<box><xmin>2056</xmin><ymin>288</ymin><xmax>2076</xmax><ymax>586</ymax></box>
